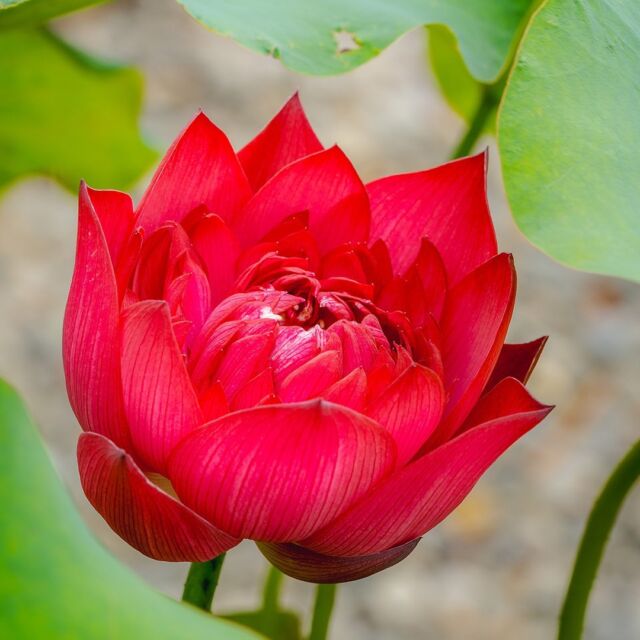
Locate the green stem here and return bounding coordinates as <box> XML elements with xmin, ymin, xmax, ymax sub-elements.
<box><xmin>308</xmin><ymin>584</ymin><xmax>337</xmax><ymax>640</ymax></box>
<box><xmin>449</xmin><ymin>88</ymin><xmax>496</xmax><ymax>160</ymax></box>
<box><xmin>261</xmin><ymin>565</ymin><xmax>284</xmax><ymax>615</ymax></box>
<box><xmin>181</xmin><ymin>554</ymin><xmax>226</xmax><ymax>612</ymax></box>
<box><xmin>558</xmin><ymin>440</ymin><xmax>640</xmax><ymax>640</ymax></box>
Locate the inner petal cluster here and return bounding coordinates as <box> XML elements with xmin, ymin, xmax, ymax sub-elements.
<box><xmin>124</xmin><ymin>205</ymin><xmax>442</xmax><ymax>427</ymax></box>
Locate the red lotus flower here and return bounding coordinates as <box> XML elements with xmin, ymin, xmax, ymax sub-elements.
<box><xmin>64</xmin><ymin>95</ymin><xmax>551</xmax><ymax>583</ymax></box>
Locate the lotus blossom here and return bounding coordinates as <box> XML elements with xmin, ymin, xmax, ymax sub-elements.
<box><xmin>64</xmin><ymin>95</ymin><xmax>551</xmax><ymax>583</ymax></box>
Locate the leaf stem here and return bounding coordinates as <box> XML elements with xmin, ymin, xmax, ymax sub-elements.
<box><xmin>558</xmin><ymin>439</ymin><xmax>640</xmax><ymax>639</ymax></box>
<box><xmin>449</xmin><ymin>87</ymin><xmax>495</xmax><ymax>159</ymax></box>
<box><xmin>308</xmin><ymin>583</ymin><xmax>337</xmax><ymax>640</ymax></box>
<box><xmin>182</xmin><ymin>554</ymin><xmax>226</xmax><ymax>612</ymax></box>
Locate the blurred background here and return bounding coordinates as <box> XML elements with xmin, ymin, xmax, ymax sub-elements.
<box><xmin>1</xmin><ymin>1</ymin><xmax>639</xmax><ymax>638</ymax></box>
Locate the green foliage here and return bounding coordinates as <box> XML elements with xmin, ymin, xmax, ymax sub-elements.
<box><xmin>0</xmin><ymin>379</ymin><xmax>261</xmax><ymax>640</ymax></box>
<box><xmin>0</xmin><ymin>0</ymin><xmax>106</xmax><ymax>30</ymax></box>
<box><xmin>499</xmin><ymin>0</ymin><xmax>640</xmax><ymax>281</ymax></box>
<box><xmin>0</xmin><ymin>27</ymin><xmax>156</xmax><ymax>192</ymax></box>
<box><xmin>225</xmin><ymin>609</ymin><xmax>302</xmax><ymax>640</ymax></box>
<box><xmin>177</xmin><ymin>0</ymin><xmax>531</xmax><ymax>82</ymax></box>
<box><xmin>427</xmin><ymin>24</ymin><xmax>497</xmax><ymax>135</ymax></box>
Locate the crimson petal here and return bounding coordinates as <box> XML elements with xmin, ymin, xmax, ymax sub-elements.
<box><xmin>168</xmin><ymin>400</ymin><xmax>396</xmax><ymax>541</ymax></box>
<box><xmin>63</xmin><ymin>183</ymin><xmax>130</xmax><ymax>447</ymax></box>
<box><xmin>485</xmin><ymin>337</ymin><xmax>548</xmax><ymax>392</ymax></box>
<box><xmin>302</xmin><ymin>399</ymin><xmax>551</xmax><ymax>557</ymax></box>
<box><xmin>232</xmin><ymin>146</ymin><xmax>370</xmax><ymax>253</ymax></box>
<box><xmin>120</xmin><ymin>301</ymin><xmax>203</xmax><ymax>472</ymax></box>
<box><xmin>368</xmin><ymin>152</ymin><xmax>497</xmax><ymax>284</ymax></box>
<box><xmin>368</xmin><ymin>364</ymin><xmax>444</xmax><ymax>465</ymax></box>
<box><xmin>78</xmin><ymin>432</ymin><xmax>239</xmax><ymax>561</ymax></box>
<box><xmin>432</xmin><ymin>253</ymin><xmax>516</xmax><ymax>445</ymax></box>
<box><xmin>136</xmin><ymin>112</ymin><xmax>251</xmax><ymax>233</ymax></box>
<box><xmin>238</xmin><ymin>93</ymin><xmax>323</xmax><ymax>190</ymax></box>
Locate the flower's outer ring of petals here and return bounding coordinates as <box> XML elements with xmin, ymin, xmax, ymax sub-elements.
<box><xmin>86</xmin><ymin>187</ymin><xmax>135</xmax><ymax>267</ymax></box>
<box><xmin>238</xmin><ymin>92</ymin><xmax>323</xmax><ymax>191</ymax></box>
<box><xmin>302</xmin><ymin>402</ymin><xmax>551</xmax><ymax>557</ymax></box>
<box><xmin>78</xmin><ymin>433</ymin><xmax>239</xmax><ymax>562</ymax></box>
<box><xmin>485</xmin><ymin>337</ymin><xmax>548</xmax><ymax>393</ymax></box>
<box><xmin>168</xmin><ymin>400</ymin><xmax>397</xmax><ymax>542</ymax></box>
<box><xmin>136</xmin><ymin>112</ymin><xmax>252</xmax><ymax>233</ymax></box>
<box><xmin>63</xmin><ymin>183</ymin><xmax>130</xmax><ymax>448</ymax></box>
<box><xmin>232</xmin><ymin>146</ymin><xmax>370</xmax><ymax>254</ymax></box>
<box><xmin>461</xmin><ymin>376</ymin><xmax>551</xmax><ymax>433</ymax></box>
<box><xmin>120</xmin><ymin>300</ymin><xmax>203</xmax><ymax>473</ymax></box>
<box><xmin>432</xmin><ymin>253</ymin><xmax>516</xmax><ymax>445</ymax></box>
<box><xmin>367</xmin><ymin>363</ymin><xmax>445</xmax><ymax>465</ymax></box>
<box><xmin>257</xmin><ymin>537</ymin><xmax>420</xmax><ymax>584</ymax></box>
<box><xmin>368</xmin><ymin>151</ymin><xmax>497</xmax><ymax>284</ymax></box>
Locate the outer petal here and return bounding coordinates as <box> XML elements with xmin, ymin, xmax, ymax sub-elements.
<box><xmin>86</xmin><ymin>187</ymin><xmax>135</xmax><ymax>266</ymax></box>
<box><xmin>238</xmin><ymin>93</ymin><xmax>323</xmax><ymax>191</ymax></box>
<box><xmin>232</xmin><ymin>146</ymin><xmax>370</xmax><ymax>253</ymax></box>
<box><xmin>485</xmin><ymin>337</ymin><xmax>548</xmax><ymax>392</ymax></box>
<box><xmin>78</xmin><ymin>432</ymin><xmax>239</xmax><ymax>561</ymax></box>
<box><xmin>136</xmin><ymin>112</ymin><xmax>251</xmax><ymax>233</ymax></box>
<box><xmin>302</xmin><ymin>401</ymin><xmax>551</xmax><ymax>556</ymax></box>
<box><xmin>368</xmin><ymin>152</ymin><xmax>497</xmax><ymax>283</ymax></box>
<box><xmin>63</xmin><ymin>183</ymin><xmax>130</xmax><ymax>447</ymax></box>
<box><xmin>168</xmin><ymin>400</ymin><xmax>397</xmax><ymax>541</ymax></box>
<box><xmin>431</xmin><ymin>253</ymin><xmax>516</xmax><ymax>445</ymax></box>
<box><xmin>257</xmin><ymin>538</ymin><xmax>420</xmax><ymax>584</ymax></box>
<box><xmin>461</xmin><ymin>376</ymin><xmax>551</xmax><ymax>431</ymax></box>
<box><xmin>367</xmin><ymin>364</ymin><xmax>444</xmax><ymax>465</ymax></box>
<box><xmin>120</xmin><ymin>301</ymin><xmax>203</xmax><ymax>472</ymax></box>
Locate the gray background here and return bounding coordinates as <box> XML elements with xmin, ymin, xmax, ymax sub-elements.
<box><xmin>1</xmin><ymin>1</ymin><xmax>639</xmax><ymax>638</ymax></box>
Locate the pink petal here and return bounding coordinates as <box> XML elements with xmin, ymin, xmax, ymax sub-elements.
<box><xmin>368</xmin><ymin>364</ymin><xmax>445</xmax><ymax>465</ymax></box>
<box><xmin>323</xmin><ymin>368</ymin><xmax>367</xmax><ymax>412</ymax></box>
<box><xmin>302</xmin><ymin>401</ymin><xmax>551</xmax><ymax>556</ymax></box>
<box><xmin>78</xmin><ymin>432</ymin><xmax>239</xmax><ymax>561</ymax></box>
<box><xmin>238</xmin><ymin>93</ymin><xmax>323</xmax><ymax>190</ymax></box>
<box><xmin>368</xmin><ymin>152</ymin><xmax>497</xmax><ymax>283</ymax></box>
<box><xmin>86</xmin><ymin>187</ymin><xmax>135</xmax><ymax>266</ymax></box>
<box><xmin>199</xmin><ymin>382</ymin><xmax>229</xmax><ymax>422</ymax></box>
<box><xmin>432</xmin><ymin>253</ymin><xmax>516</xmax><ymax>445</ymax></box>
<box><xmin>328</xmin><ymin>321</ymin><xmax>380</xmax><ymax>375</ymax></box>
<box><xmin>168</xmin><ymin>400</ymin><xmax>397</xmax><ymax>541</ymax></box>
<box><xmin>63</xmin><ymin>183</ymin><xmax>130</xmax><ymax>447</ymax></box>
<box><xmin>233</xmin><ymin>146</ymin><xmax>370</xmax><ymax>253</ymax></box>
<box><xmin>279</xmin><ymin>350</ymin><xmax>343</xmax><ymax>402</ymax></box>
<box><xmin>120</xmin><ymin>300</ymin><xmax>203</xmax><ymax>472</ymax></box>
<box><xmin>485</xmin><ymin>337</ymin><xmax>548</xmax><ymax>392</ymax></box>
<box><xmin>214</xmin><ymin>326</ymin><xmax>277</xmax><ymax>398</ymax></box>
<box><xmin>270</xmin><ymin>325</ymin><xmax>325</xmax><ymax>385</ymax></box>
<box><xmin>258</xmin><ymin>538</ymin><xmax>420</xmax><ymax>584</ymax></box>
<box><xmin>191</xmin><ymin>214</ymin><xmax>240</xmax><ymax>307</ymax></box>
<box><xmin>136</xmin><ymin>112</ymin><xmax>251</xmax><ymax>233</ymax></box>
<box><xmin>231</xmin><ymin>367</ymin><xmax>275</xmax><ymax>410</ymax></box>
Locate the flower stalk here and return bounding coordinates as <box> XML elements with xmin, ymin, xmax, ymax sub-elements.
<box><xmin>182</xmin><ymin>554</ymin><xmax>226</xmax><ymax>611</ymax></box>
<box><xmin>308</xmin><ymin>583</ymin><xmax>337</xmax><ymax>640</ymax></box>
